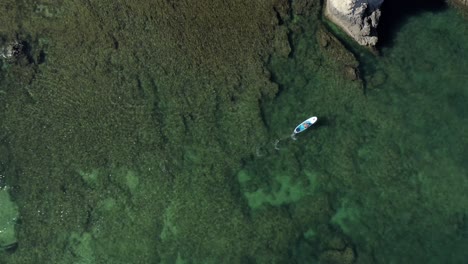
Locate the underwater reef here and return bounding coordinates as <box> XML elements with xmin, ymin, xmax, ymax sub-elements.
<box><xmin>0</xmin><ymin>0</ymin><xmax>328</xmax><ymax>263</ymax></box>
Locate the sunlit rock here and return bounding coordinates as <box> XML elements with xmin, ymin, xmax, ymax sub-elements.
<box><xmin>325</xmin><ymin>0</ymin><xmax>384</xmax><ymax>46</ymax></box>
<box><xmin>453</xmin><ymin>0</ymin><xmax>468</xmax><ymax>6</ymax></box>
<box><xmin>449</xmin><ymin>0</ymin><xmax>468</xmax><ymax>11</ymax></box>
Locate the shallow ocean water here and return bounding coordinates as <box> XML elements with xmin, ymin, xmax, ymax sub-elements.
<box><xmin>0</xmin><ymin>2</ymin><xmax>467</xmax><ymax>264</ymax></box>
<box><xmin>249</xmin><ymin>6</ymin><xmax>468</xmax><ymax>263</ymax></box>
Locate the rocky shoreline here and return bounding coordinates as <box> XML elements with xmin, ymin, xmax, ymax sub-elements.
<box><xmin>449</xmin><ymin>0</ymin><xmax>468</xmax><ymax>12</ymax></box>
<box><xmin>324</xmin><ymin>0</ymin><xmax>384</xmax><ymax>46</ymax></box>
<box><xmin>453</xmin><ymin>0</ymin><xmax>468</xmax><ymax>6</ymax></box>
<box><xmin>325</xmin><ymin>0</ymin><xmax>468</xmax><ymax>47</ymax></box>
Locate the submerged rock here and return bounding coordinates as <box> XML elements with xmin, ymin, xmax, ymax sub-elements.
<box><xmin>325</xmin><ymin>0</ymin><xmax>384</xmax><ymax>46</ymax></box>
<box><xmin>319</xmin><ymin>246</ymin><xmax>356</xmax><ymax>264</ymax></box>
<box><xmin>0</xmin><ymin>187</ymin><xmax>18</xmax><ymax>250</ymax></box>
<box><xmin>0</xmin><ymin>41</ymin><xmax>23</xmax><ymax>60</ymax></box>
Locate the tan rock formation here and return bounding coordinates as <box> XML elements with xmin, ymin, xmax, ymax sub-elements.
<box><xmin>324</xmin><ymin>0</ymin><xmax>384</xmax><ymax>46</ymax></box>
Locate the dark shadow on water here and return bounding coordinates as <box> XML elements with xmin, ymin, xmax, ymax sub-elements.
<box><xmin>315</xmin><ymin>116</ymin><xmax>331</xmax><ymax>128</ymax></box>
<box><xmin>4</xmin><ymin>242</ymin><xmax>18</xmax><ymax>253</ymax></box>
<box><xmin>378</xmin><ymin>0</ymin><xmax>448</xmax><ymax>48</ymax></box>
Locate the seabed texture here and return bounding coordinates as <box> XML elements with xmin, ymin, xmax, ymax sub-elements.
<box><xmin>0</xmin><ymin>0</ymin><xmax>467</xmax><ymax>263</ymax></box>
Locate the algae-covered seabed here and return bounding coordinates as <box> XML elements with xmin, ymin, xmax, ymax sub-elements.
<box><xmin>0</xmin><ymin>1</ymin><xmax>467</xmax><ymax>263</ymax></box>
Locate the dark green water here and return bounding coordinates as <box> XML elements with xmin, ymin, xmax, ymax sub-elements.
<box><xmin>257</xmin><ymin>7</ymin><xmax>468</xmax><ymax>263</ymax></box>
<box><xmin>0</xmin><ymin>2</ymin><xmax>467</xmax><ymax>264</ymax></box>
